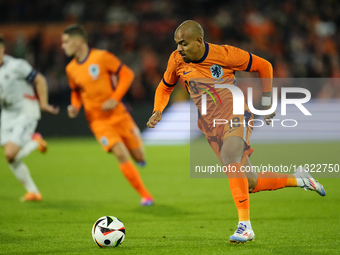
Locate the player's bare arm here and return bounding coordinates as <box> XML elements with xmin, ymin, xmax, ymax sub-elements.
<box><xmin>34</xmin><ymin>73</ymin><xmax>59</xmax><ymax>115</ymax></box>
<box><xmin>102</xmin><ymin>98</ymin><xmax>118</xmax><ymax>111</ymax></box>
<box><xmin>67</xmin><ymin>105</ymin><xmax>79</xmax><ymax>118</ymax></box>
<box><xmin>262</xmin><ymin>91</ymin><xmax>276</xmax><ymax>125</ymax></box>
<box><xmin>146</xmin><ymin>111</ymin><xmax>162</xmax><ymax>128</ymax></box>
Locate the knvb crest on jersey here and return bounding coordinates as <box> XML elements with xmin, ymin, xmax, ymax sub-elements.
<box><xmin>210</xmin><ymin>64</ymin><xmax>223</xmax><ymax>79</ymax></box>
<box><xmin>89</xmin><ymin>64</ymin><xmax>100</xmax><ymax>80</ymax></box>
<box><xmin>100</xmin><ymin>136</ymin><xmax>109</xmax><ymax>146</ymax></box>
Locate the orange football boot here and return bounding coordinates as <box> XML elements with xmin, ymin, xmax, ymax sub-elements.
<box><xmin>32</xmin><ymin>133</ymin><xmax>47</xmax><ymax>153</ymax></box>
<box><xmin>20</xmin><ymin>192</ymin><xmax>42</xmax><ymax>202</ymax></box>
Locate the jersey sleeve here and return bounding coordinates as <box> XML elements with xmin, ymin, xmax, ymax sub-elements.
<box><xmin>162</xmin><ymin>51</ymin><xmax>179</xmax><ymax>87</ymax></box>
<box><xmin>249</xmin><ymin>54</ymin><xmax>273</xmax><ymax>92</ymax></box>
<box><xmin>66</xmin><ymin>67</ymin><xmax>82</xmax><ymax>110</ymax></box>
<box><xmin>15</xmin><ymin>59</ymin><xmax>37</xmax><ymax>83</ymax></box>
<box><xmin>224</xmin><ymin>45</ymin><xmax>252</xmax><ymax>72</ymax></box>
<box><xmin>110</xmin><ymin>64</ymin><xmax>135</xmax><ymax>102</ymax></box>
<box><xmin>153</xmin><ymin>52</ymin><xmax>179</xmax><ymax>113</ymax></box>
<box><xmin>100</xmin><ymin>50</ymin><xmax>135</xmax><ymax>102</ymax></box>
<box><xmin>225</xmin><ymin>45</ymin><xmax>273</xmax><ymax>92</ymax></box>
<box><xmin>102</xmin><ymin>50</ymin><xmax>122</xmax><ymax>74</ymax></box>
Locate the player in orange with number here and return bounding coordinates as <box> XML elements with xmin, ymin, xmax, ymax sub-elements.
<box><xmin>147</xmin><ymin>20</ymin><xmax>325</xmax><ymax>243</ymax></box>
<box><xmin>62</xmin><ymin>24</ymin><xmax>154</xmax><ymax>206</ymax></box>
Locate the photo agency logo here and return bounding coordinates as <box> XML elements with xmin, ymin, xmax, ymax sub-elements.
<box><xmin>199</xmin><ymin>84</ymin><xmax>312</xmax><ymax>128</ymax></box>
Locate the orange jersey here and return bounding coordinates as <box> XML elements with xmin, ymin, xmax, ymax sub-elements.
<box><xmin>152</xmin><ymin>42</ymin><xmax>272</xmax><ymax>163</ymax></box>
<box><xmin>153</xmin><ymin>42</ymin><xmax>273</xmax><ymax>118</ymax></box>
<box><xmin>66</xmin><ymin>49</ymin><xmax>134</xmax><ymax>123</ymax></box>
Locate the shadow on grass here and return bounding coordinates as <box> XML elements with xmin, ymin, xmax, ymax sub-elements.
<box><xmin>133</xmin><ymin>203</ymin><xmax>193</xmax><ymax>218</ymax></box>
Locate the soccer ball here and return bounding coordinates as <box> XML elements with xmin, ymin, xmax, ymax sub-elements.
<box><xmin>92</xmin><ymin>216</ymin><xmax>125</xmax><ymax>247</ymax></box>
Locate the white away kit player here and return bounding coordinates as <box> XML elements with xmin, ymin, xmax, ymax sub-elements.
<box><xmin>0</xmin><ymin>34</ymin><xmax>59</xmax><ymax>201</ymax></box>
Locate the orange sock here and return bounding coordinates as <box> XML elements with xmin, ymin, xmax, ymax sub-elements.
<box><xmin>226</xmin><ymin>163</ymin><xmax>250</xmax><ymax>222</ymax></box>
<box><xmin>285</xmin><ymin>174</ymin><xmax>297</xmax><ymax>187</ymax></box>
<box><xmin>119</xmin><ymin>161</ymin><xmax>153</xmax><ymax>199</ymax></box>
<box><xmin>252</xmin><ymin>172</ymin><xmax>296</xmax><ymax>193</ymax></box>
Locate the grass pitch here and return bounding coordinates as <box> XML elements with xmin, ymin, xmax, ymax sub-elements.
<box><xmin>0</xmin><ymin>138</ymin><xmax>339</xmax><ymax>255</ymax></box>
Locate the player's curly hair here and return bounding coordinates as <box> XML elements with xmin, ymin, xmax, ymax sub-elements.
<box><xmin>63</xmin><ymin>24</ymin><xmax>88</xmax><ymax>43</ymax></box>
<box><xmin>0</xmin><ymin>34</ymin><xmax>5</xmax><ymax>45</ymax></box>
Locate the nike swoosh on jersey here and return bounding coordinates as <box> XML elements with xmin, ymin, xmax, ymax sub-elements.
<box><xmin>183</xmin><ymin>71</ymin><xmax>193</xmax><ymax>75</ymax></box>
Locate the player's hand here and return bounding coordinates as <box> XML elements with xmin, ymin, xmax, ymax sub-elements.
<box><xmin>67</xmin><ymin>105</ymin><xmax>79</xmax><ymax>118</ymax></box>
<box><xmin>261</xmin><ymin>91</ymin><xmax>275</xmax><ymax>125</ymax></box>
<box><xmin>262</xmin><ymin>105</ymin><xmax>276</xmax><ymax>125</ymax></box>
<box><xmin>40</xmin><ymin>103</ymin><xmax>60</xmax><ymax>115</ymax></box>
<box><xmin>146</xmin><ymin>111</ymin><xmax>162</xmax><ymax>128</ymax></box>
<box><xmin>102</xmin><ymin>98</ymin><xmax>118</xmax><ymax>111</ymax></box>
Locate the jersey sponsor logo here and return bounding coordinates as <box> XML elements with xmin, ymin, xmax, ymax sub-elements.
<box><xmin>210</xmin><ymin>64</ymin><xmax>223</xmax><ymax>79</ymax></box>
<box><xmin>100</xmin><ymin>136</ymin><xmax>109</xmax><ymax>146</ymax></box>
<box><xmin>88</xmin><ymin>64</ymin><xmax>100</xmax><ymax>80</ymax></box>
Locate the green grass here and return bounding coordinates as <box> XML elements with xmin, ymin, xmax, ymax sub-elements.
<box><xmin>0</xmin><ymin>138</ymin><xmax>339</xmax><ymax>254</ymax></box>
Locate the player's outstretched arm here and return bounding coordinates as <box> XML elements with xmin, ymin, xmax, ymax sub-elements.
<box><xmin>247</xmin><ymin>54</ymin><xmax>275</xmax><ymax>125</ymax></box>
<box><xmin>262</xmin><ymin>91</ymin><xmax>276</xmax><ymax>125</ymax></box>
<box><xmin>146</xmin><ymin>111</ymin><xmax>162</xmax><ymax>128</ymax></box>
<box><xmin>34</xmin><ymin>73</ymin><xmax>59</xmax><ymax>114</ymax></box>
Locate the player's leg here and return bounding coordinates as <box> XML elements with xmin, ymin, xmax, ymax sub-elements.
<box><xmin>244</xmin><ymin>147</ymin><xmax>325</xmax><ymax>196</ymax></box>
<box><xmin>250</xmin><ymin>164</ymin><xmax>326</xmax><ymax>196</ymax></box>
<box><xmin>2</xmin><ymin>119</ymin><xmax>42</xmax><ymax>201</ymax></box>
<box><xmin>220</xmin><ymin>136</ymin><xmax>254</xmax><ymax>243</ymax></box>
<box><xmin>129</xmin><ymin>147</ymin><xmax>146</xmax><ymax>167</ymax></box>
<box><xmin>14</xmin><ymin>140</ymin><xmax>39</xmax><ymax>161</ymax></box>
<box><xmin>243</xmin><ymin>157</ymin><xmax>257</xmax><ymax>193</ymax></box>
<box><xmin>127</xmin><ymin>125</ymin><xmax>146</xmax><ymax>167</ymax></box>
<box><xmin>90</xmin><ymin>119</ymin><xmax>153</xmax><ymax>205</ymax></box>
<box><xmin>244</xmin><ymin>157</ymin><xmax>299</xmax><ymax>193</ymax></box>
<box><xmin>14</xmin><ymin>132</ymin><xmax>47</xmax><ymax>162</ymax></box>
<box><xmin>110</xmin><ymin>142</ymin><xmax>153</xmax><ymax>205</ymax></box>
<box><xmin>119</xmin><ymin>118</ymin><xmax>153</xmax><ymax>205</ymax></box>
<box><xmin>3</xmin><ymin>141</ymin><xmax>41</xmax><ymax>201</ymax></box>
<box><xmin>3</xmin><ymin>142</ymin><xmax>21</xmax><ymax>163</ymax></box>
<box><xmin>5</xmin><ymin>120</ymin><xmax>45</xmax><ymax>162</ymax></box>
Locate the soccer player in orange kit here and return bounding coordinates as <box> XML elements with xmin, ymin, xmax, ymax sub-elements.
<box><xmin>62</xmin><ymin>24</ymin><xmax>154</xmax><ymax>206</ymax></box>
<box><xmin>147</xmin><ymin>20</ymin><xmax>325</xmax><ymax>243</ymax></box>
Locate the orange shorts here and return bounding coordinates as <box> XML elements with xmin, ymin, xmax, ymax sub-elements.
<box><xmin>89</xmin><ymin>112</ymin><xmax>142</xmax><ymax>152</ymax></box>
<box><xmin>198</xmin><ymin>110</ymin><xmax>254</xmax><ymax>166</ymax></box>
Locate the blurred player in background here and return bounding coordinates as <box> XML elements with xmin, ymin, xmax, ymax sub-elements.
<box><xmin>0</xmin><ymin>34</ymin><xmax>59</xmax><ymax>202</ymax></box>
<box><xmin>147</xmin><ymin>20</ymin><xmax>326</xmax><ymax>243</ymax></box>
<box><xmin>61</xmin><ymin>24</ymin><xmax>154</xmax><ymax>206</ymax></box>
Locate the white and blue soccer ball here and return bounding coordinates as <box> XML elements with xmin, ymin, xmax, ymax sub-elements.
<box><xmin>92</xmin><ymin>216</ymin><xmax>125</xmax><ymax>247</ymax></box>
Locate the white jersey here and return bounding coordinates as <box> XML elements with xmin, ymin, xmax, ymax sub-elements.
<box><xmin>0</xmin><ymin>55</ymin><xmax>40</xmax><ymax>128</ymax></box>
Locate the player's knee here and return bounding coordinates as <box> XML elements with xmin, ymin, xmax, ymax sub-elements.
<box><xmin>247</xmin><ymin>178</ymin><xmax>258</xmax><ymax>192</ymax></box>
<box><xmin>115</xmin><ymin>152</ymin><xmax>129</xmax><ymax>163</ymax></box>
<box><xmin>221</xmin><ymin>154</ymin><xmax>241</xmax><ymax>166</ymax></box>
<box><xmin>112</xmin><ymin>149</ymin><xmax>129</xmax><ymax>163</ymax></box>
<box><xmin>133</xmin><ymin>154</ymin><xmax>144</xmax><ymax>163</ymax></box>
<box><xmin>221</xmin><ymin>137</ymin><xmax>245</xmax><ymax>166</ymax></box>
<box><xmin>4</xmin><ymin>151</ymin><xmax>16</xmax><ymax>163</ymax></box>
<box><xmin>111</xmin><ymin>143</ymin><xmax>130</xmax><ymax>163</ymax></box>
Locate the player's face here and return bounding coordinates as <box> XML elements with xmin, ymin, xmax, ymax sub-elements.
<box><xmin>61</xmin><ymin>34</ymin><xmax>79</xmax><ymax>57</ymax></box>
<box><xmin>0</xmin><ymin>44</ymin><xmax>5</xmax><ymax>64</ymax></box>
<box><xmin>174</xmin><ymin>31</ymin><xmax>202</xmax><ymax>63</ymax></box>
